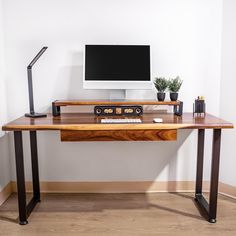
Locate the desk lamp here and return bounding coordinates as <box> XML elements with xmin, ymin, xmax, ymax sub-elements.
<box><xmin>25</xmin><ymin>47</ymin><xmax>48</xmax><ymax>118</ymax></box>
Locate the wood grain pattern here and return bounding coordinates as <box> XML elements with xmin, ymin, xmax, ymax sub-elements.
<box><xmin>1</xmin><ymin>193</ymin><xmax>236</xmax><ymax>235</ymax></box>
<box><xmin>54</xmin><ymin>99</ymin><xmax>181</xmax><ymax>106</ymax></box>
<box><xmin>2</xmin><ymin>113</ymin><xmax>233</xmax><ymax>131</ymax></box>
<box><xmin>61</xmin><ymin>129</ymin><xmax>177</xmax><ymax>141</ymax></box>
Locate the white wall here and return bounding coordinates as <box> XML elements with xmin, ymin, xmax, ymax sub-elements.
<box><xmin>220</xmin><ymin>0</ymin><xmax>236</xmax><ymax>186</ymax></box>
<box><xmin>0</xmin><ymin>0</ymin><xmax>11</xmax><ymax>191</ymax></box>
<box><xmin>2</xmin><ymin>0</ymin><xmax>223</xmax><ymax>183</ymax></box>
<box><xmin>0</xmin><ymin>0</ymin><xmax>7</xmax><ymax>136</ymax></box>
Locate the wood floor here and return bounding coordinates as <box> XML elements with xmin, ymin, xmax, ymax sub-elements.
<box><xmin>0</xmin><ymin>193</ymin><xmax>236</xmax><ymax>236</ymax></box>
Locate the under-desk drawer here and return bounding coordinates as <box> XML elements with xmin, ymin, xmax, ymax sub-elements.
<box><xmin>61</xmin><ymin>130</ymin><xmax>177</xmax><ymax>142</ymax></box>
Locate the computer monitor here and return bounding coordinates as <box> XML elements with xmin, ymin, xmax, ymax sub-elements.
<box><xmin>83</xmin><ymin>45</ymin><xmax>152</xmax><ymax>96</ymax></box>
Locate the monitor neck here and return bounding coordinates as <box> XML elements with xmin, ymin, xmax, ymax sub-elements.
<box><xmin>109</xmin><ymin>90</ymin><xmax>127</xmax><ymax>100</ymax></box>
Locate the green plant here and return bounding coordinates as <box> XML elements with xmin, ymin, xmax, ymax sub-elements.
<box><xmin>168</xmin><ymin>76</ymin><xmax>183</xmax><ymax>93</ymax></box>
<box><xmin>154</xmin><ymin>77</ymin><xmax>168</xmax><ymax>92</ymax></box>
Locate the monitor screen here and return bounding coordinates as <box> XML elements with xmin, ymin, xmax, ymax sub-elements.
<box><xmin>85</xmin><ymin>45</ymin><xmax>150</xmax><ymax>81</ymax></box>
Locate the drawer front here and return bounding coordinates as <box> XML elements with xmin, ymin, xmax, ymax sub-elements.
<box><xmin>61</xmin><ymin>129</ymin><xmax>177</xmax><ymax>142</ymax></box>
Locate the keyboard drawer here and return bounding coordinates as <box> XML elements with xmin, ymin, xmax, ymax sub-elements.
<box><xmin>61</xmin><ymin>129</ymin><xmax>177</xmax><ymax>142</ymax></box>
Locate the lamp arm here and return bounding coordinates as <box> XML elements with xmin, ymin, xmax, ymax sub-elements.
<box><xmin>27</xmin><ymin>67</ymin><xmax>34</xmax><ymax>114</ymax></box>
<box><xmin>25</xmin><ymin>46</ymin><xmax>48</xmax><ymax>118</ymax></box>
<box><xmin>27</xmin><ymin>46</ymin><xmax>48</xmax><ymax>69</ymax></box>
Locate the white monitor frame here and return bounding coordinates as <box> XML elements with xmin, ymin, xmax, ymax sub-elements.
<box><xmin>83</xmin><ymin>44</ymin><xmax>153</xmax><ymax>90</ymax></box>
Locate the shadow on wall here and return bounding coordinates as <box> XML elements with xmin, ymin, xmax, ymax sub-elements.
<box><xmin>56</xmin><ymin>52</ymin><xmax>109</xmax><ymax>98</ymax></box>
<box><xmin>20</xmin><ymin>50</ymin><xmax>195</xmax><ymax>191</ymax></box>
<box><xmin>69</xmin><ymin>64</ymin><xmax>108</xmax><ymax>98</ymax></box>
<box><xmin>1</xmin><ymin>127</ymin><xmax>203</xmax><ymax>225</ymax></box>
<box><xmin>48</xmin><ymin>52</ymin><xmax>110</xmax><ymax>113</ymax></box>
<box><xmin>33</xmin><ymin>51</ymin><xmax>194</xmax><ymax>189</ymax></box>
<box><xmin>3</xmin><ymin>130</ymin><xmax>203</xmax><ymax>224</ymax></box>
<box><xmin>35</xmin><ymin>129</ymin><xmax>193</xmax><ymax>185</ymax></box>
<box><xmin>0</xmin><ymin>133</ymin><xmax>11</xmax><ymax>191</ymax></box>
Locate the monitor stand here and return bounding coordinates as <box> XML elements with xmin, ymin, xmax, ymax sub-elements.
<box><xmin>109</xmin><ymin>90</ymin><xmax>127</xmax><ymax>100</ymax></box>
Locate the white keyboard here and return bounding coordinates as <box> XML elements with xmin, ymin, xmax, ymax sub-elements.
<box><xmin>101</xmin><ymin>118</ymin><xmax>142</xmax><ymax>124</ymax></box>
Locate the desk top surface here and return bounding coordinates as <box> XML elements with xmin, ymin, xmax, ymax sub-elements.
<box><xmin>2</xmin><ymin>113</ymin><xmax>233</xmax><ymax>131</ymax></box>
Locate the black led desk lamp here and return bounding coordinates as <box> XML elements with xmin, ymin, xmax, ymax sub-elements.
<box><xmin>25</xmin><ymin>47</ymin><xmax>48</xmax><ymax>118</ymax></box>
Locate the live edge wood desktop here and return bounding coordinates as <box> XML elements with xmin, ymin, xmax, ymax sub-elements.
<box><xmin>2</xmin><ymin>110</ymin><xmax>233</xmax><ymax>225</ymax></box>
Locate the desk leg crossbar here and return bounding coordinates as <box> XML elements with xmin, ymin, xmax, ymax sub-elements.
<box><xmin>195</xmin><ymin>129</ymin><xmax>222</xmax><ymax>223</ymax></box>
<box><xmin>14</xmin><ymin>131</ymin><xmax>41</xmax><ymax>225</ymax></box>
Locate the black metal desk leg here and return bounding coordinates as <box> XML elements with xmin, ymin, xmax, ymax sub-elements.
<box><xmin>195</xmin><ymin>129</ymin><xmax>205</xmax><ymax>196</ymax></box>
<box><xmin>14</xmin><ymin>131</ymin><xmax>28</xmax><ymax>225</ymax></box>
<box><xmin>194</xmin><ymin>129</ymin><xmax>222</xmax><ymax>223</ymax></box>
<box><xmin>30</xmin><ymin>131</ymin><xmax>40</xmax><ymax>201</ymax></box>
<box><xmin>208</xmin><ymin>129</ymin><xmax>222</xmax><ymax>223</ymax></box>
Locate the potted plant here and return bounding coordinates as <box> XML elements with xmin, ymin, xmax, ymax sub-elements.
<box><xmin>154</xmin><ymin>77</ymin><xmax>168</xmax><ymax>101</ymax></box>
<box><xmin>168</xmin><ymin>76</ymin><xmax>183</xmax><ymax>101</ymax></box>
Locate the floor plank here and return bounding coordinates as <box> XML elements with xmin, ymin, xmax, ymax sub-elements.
<box><xmin>0</xmin><ymin>193</ymin><xmax>236</xmax><ymax>236</ymax></box>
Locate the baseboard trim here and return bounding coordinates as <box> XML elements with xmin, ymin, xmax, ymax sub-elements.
<box><xmin>0</xmin><ymin>182</ymin><xmax>12</xmax><ymax>206</ymax></box>
<box><xmin>1</xmin><ymin>181</ymin><xmax>235</xmax><ymax>206</ymax></box>
<box><xmin>11</xmin><ymin>181</ymin><xmax>210</xmax><ymax>194</ymax></box>
<box><xmin>219</xmin><ymin>182</ymin><xmax>236</xmax><ymax>199</ymax></box>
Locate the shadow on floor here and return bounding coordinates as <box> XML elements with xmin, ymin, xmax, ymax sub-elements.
<box><xmin>0</xmin><ymin>192</ymin><xmax>208</xmax><ymax>224</ymax></box>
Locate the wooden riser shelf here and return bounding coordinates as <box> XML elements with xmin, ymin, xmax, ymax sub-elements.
<box><xmin>52</xmin><ymin>99</ymin><xmax>183</xmax><ymax>116</ymax></box>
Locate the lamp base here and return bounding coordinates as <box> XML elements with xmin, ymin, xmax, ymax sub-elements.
<box><xmin>25</xmin><ymin>112</ymin><xmax>47</xmax><ymax>118</ymax></box>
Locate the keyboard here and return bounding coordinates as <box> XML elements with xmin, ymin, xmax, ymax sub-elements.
<box><xmin>101</xmin><ymin>118</ymin><xmax>142</xmax><ymax>124</ymax></box>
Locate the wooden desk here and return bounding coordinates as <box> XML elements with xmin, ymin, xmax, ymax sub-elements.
<box><xmin>2</xmin><ymin>113</ymin><xmax>233</xmax><ymax>225</ymax></box>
